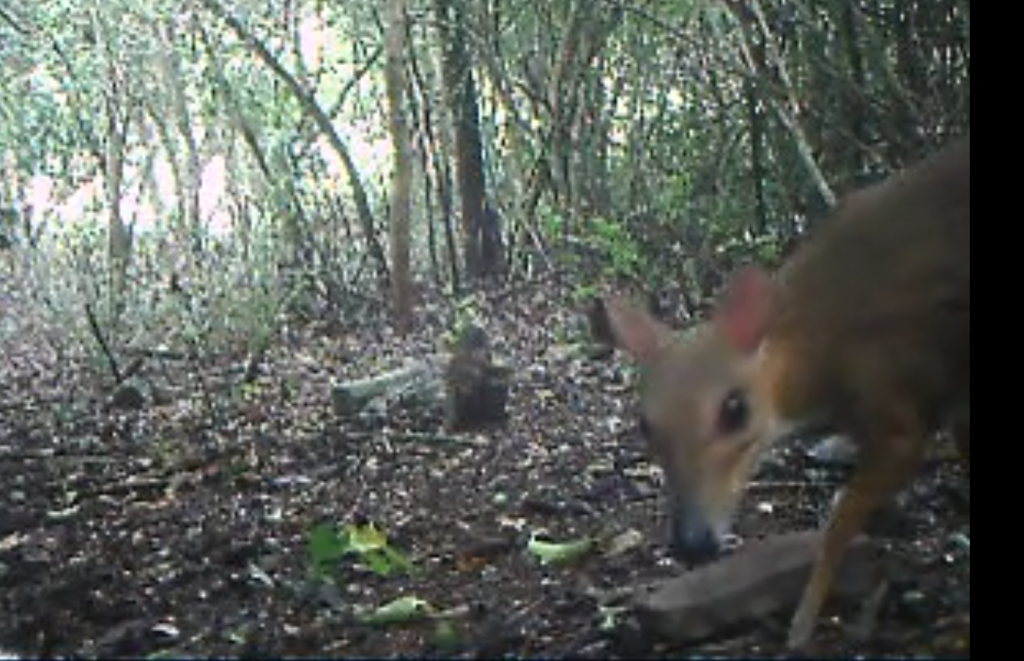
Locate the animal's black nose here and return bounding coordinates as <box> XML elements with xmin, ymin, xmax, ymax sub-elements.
<box><xmin>669</xmin><ymin>520</ymin><xmax>722</xmax><ymax>566</ymax></box>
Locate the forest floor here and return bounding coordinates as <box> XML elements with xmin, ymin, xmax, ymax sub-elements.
<box><xmin>0</xmin><ymin>273</ymin><xmax>969</xmax><ymax>659</ymax></box>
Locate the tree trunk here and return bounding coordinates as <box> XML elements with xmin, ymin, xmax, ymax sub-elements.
<box><xmin>104</xmin><ymin>99</ymin><xmax>132</xmax><ymax>306</ymax></box>
<box><xmin>96</xmin><ymin>14</ymin><xmax>133</xmax><ymax>315</ymax></box>
<box><xmin>384</xmin><ymin>0</ymin><xmax>414</xmax><ymax>333</ymax></box>
<box><xmin>154</xmin><ymin>20</ymin><xmax>204</xmax><ymax>258</ymax></box>
<box><xmin>435</xmin><ymin>0</ymin><xmax>503</xmax><ymax>284</ymax></box>
<box><xmin>745</xmin><ymin>78</ymin><xmax>768</xmax><ymax>235</ymax></box>
<box><xmin>893</xmin><ymin>0</ymin><xmax>926</xmax><ymax>155</ymax></box>
<box><xmin>407</xmin><ymin>27</ymin><xmax>459</xmax><ymax>292</ymax></box>
<box><xmin>838</xmin><ymin>0</ymin><xmax>868</xmax><ymax>176</ymax></box>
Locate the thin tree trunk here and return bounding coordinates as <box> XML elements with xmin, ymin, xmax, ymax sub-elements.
<box><xmin>839</xmin><ymin>0</ymin><xmax>868</xmax><ymax>175</ymax></box>
<box><xmin>407</xmin><ymin>23</ymin><xmax>457</xmax><ymax>291</ymax></box>
<box><xmin>746</xmin><ymin>79</ymin><xmax>768</xmax><ymax>235</ymax></box>
<box><xmin>435</xmin><ymin>0</ymin><xmax>499</xmax><ymax>283</ymax></box>
<box><xmin>384</xmin><ymin>0</ymin><xmax>414</xmax><ymax>333</ymax></box>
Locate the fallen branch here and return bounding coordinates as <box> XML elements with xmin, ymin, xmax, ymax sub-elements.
<box><xmin>331</xmin><ymin>355</ymin><xmax>447</xmax><ymax>417</ymax></box>
<box><xmin>631</xmin><ymin>530</ymin><xmax>878</xmax><ymax>643</ymax></box>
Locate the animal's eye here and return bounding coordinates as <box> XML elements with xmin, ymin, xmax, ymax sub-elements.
<box><xmin>718</xmin><ymin>389</ymin><xmax>750</xmax><ymax>435</ymax></box>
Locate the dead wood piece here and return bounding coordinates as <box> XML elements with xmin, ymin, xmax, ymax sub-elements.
<box><xmin>444</xmin><ymin>362</ymin><xmax>511</xmax><ymax>432</ymax></box>
<box><xmin>444</xmin><ymin>324</ymin><xmax>511</xmax><ymax>432</ymax></box>
<box><xmin>331</xmin><ymin>356</ymin><xmax>446</xmax><ymax>417</ymax></box>
<box><xmin>632</xmin><ymin>530</ymin><xmax>877</xmax><ymax>642</ymax></box>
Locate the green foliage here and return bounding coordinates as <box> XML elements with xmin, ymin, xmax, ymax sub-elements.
<box><xmin>540</xmin><ymin>209</ymin><xmax>565</xmax><ymax>244</ymax></box>
<box><xmin>0</xmin><ymin>205</ymin><xmax>309</xmax><ymax>390</ymax></box>
<box><xmin>357</xmin><ymin>595</ymin><xmax>435</xmax><ymax>625</ymax></box>
<box><xmin>586</xmin><ymin>216</ymin><xmax>643</xmax><ymax>283</ymax></box>
<box><xmin>445</xmin><ymin>294</ymin><xmax>482</xmax><ymax>346</ymax></box>
<box><xmin>526</xmin><ymin>532</ymin><xmax>595</xmax><ymax>566</ymax></box>
<box><xmin>570</xmin><ymin>283</ymin><xmax>599</xmax><ymax>307</ymax></box>
<box><xmin>307</xmin><ymin>522</ymin><xmax>414</xmax><ymax>581</ymax></box>
<box><xmin>538</xmin><ymin>206</ymin><xmax>649</xmax><ymax>286</ymax></box>
<box><xmin>0</xmin><ymin>0</ymin><xmax>970</xmax><ymax>352</ymax></box>
<box><xmin>432</xmin><ymin>619</ymin><xmax>461</xmax><ymax>650</ymax></box>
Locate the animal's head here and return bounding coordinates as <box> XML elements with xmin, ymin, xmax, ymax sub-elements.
<box><xmin>603</xmin><ymin>268</ymin><xmax>784</xmax><ymax>564</ymax></box>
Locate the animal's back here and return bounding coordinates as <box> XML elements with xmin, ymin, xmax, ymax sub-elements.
<box><xmin>768</xmin><ymin>137</ymin><xmax>970</xmax><ymax>434</ymax></box>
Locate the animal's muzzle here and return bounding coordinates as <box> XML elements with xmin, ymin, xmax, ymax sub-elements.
<box><xmin>667</xmin><ymin>493</ymin><xmax>724</xmax><ymax>566</ymax></box>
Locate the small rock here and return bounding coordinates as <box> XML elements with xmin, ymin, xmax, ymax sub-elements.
<box><xmin>108</xmin><ymin>382</ymin><xmax>146</xmax><ymax>410</ymax></box>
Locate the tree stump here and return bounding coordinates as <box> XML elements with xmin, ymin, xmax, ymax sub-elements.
<box><xmin>444</xmin><ymin>324</ymin><xmax>510</xmax><ymax>432</ymax></box>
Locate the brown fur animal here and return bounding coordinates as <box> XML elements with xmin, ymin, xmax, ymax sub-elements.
<box><xmin>603</xmin><ymin>136</ymin><xmax>970</xmax><ymax>648</ymax></box>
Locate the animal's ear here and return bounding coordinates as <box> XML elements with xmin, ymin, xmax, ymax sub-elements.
<box><xmin>600</xmin><ymin>295</ymin><xmax>675</xmax><ymax>363</ymax></box>
<box><xmin>712</xmin><ymin>266</ymin><xmax>776</xmax><ymax>353</ymax></box>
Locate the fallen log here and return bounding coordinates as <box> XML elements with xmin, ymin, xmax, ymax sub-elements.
<box><xmin>330</xmin><ymin>355</ymin><xmax>447</xmax><ymax>417</ymax></box>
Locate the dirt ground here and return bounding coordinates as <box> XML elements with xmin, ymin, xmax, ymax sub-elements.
<box><xmin>0</xmin><ymin>276</ymin><xmax>970</xmax><ymax>658</ymax></box>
